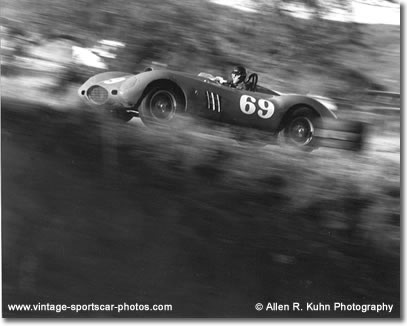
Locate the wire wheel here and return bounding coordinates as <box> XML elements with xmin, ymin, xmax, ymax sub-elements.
<box><xmin>139</xmin><ymin>85</ymin><xmax>185</xmax><ymax>128</ymax></box>
<box><xmin>149</xmin><ymin>90</ymin><xmax>177</xmax><ymax>121</ymax></box>
<box><xmin>282</xmin><ymin>108</ymin><xmax>320</xmax><ymax>150</ymax></box>
<box><xmin>287</xmin><ymin>116</ymin><xmax>315</xmax><ymax>146</ymax></box>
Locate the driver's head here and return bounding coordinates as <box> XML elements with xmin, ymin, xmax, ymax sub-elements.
<box><xmin>231</xmin><ymin>65</ymin><xmax>246</xmax><ymax>85</ymax></box>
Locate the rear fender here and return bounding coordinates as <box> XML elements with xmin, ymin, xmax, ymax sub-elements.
<box><xmin>275</xmin><ymin>95</ymin><xmax>337</xmax><ymax>131</ymax></box>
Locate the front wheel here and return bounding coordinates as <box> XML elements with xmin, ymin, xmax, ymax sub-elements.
<box><xmin>139</xmin><ymin>87</ymin><xmax>184</xmax><ymax>128</ymax></box>
<box><xmin>283</xmin><ymin>108</ymin><xmax>320</xmax><ymax>150</ymax></box>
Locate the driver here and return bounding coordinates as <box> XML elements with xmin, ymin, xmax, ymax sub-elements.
<box><xmin>215</xmin><ymin>65</ymin><xmax>248</xmax><ymax>90</ymax></box>
<box><xmin>229</xmin><ymin>65</ymin><xmax>247</xmax><ymax>89</ymax></box>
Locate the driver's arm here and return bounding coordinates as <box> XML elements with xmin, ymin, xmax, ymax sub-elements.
<box><xmin>214</xmin><ymin>76</ymin><xmax>228</xmax><ymax>84</ymax></box>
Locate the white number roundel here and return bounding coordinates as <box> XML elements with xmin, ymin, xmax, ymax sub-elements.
<box><xmin>239</xmin><ymin>95</ymin><xmax>275</xmax><ymax>119</ymax></box>
<box><xmin>258</xmin><ymin>99</ymin><xmax>275</xmax><ymax>119</ymax></box>
<box><xmin>240</xmin><ymin>95</ymin><xmax>256</xmax><ymax>115</ymax></box>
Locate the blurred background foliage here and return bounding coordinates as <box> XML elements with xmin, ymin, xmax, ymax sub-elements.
<box><xmin>1</xmin><ymin>0</ymin><xmax>400</xmax><ymax>97</ymax></box>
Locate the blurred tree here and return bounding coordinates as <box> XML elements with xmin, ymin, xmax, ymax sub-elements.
<box><xmin>258</xmin><ymin>0</ymin><xmax>398</xmax><ymax>51</ymax></box>
<box><xmin>1</xmin><ymin>0</ymin><xmax>399</xmax><ymax>94</ymax></box>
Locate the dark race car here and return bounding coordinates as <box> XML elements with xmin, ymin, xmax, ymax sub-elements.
<box><xmin>78</xmin><ymin>68</ymin><xmax>364</xmax><ymax>151</ymax></box>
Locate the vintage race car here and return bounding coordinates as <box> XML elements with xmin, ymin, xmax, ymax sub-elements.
<box><xmin>78</xmin><ymin>68</ymin><xmax>363</xmax><ymax>150</ymax></box>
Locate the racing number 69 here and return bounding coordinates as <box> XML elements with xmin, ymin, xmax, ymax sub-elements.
<box><xmin>239</xmin><ymin>95</ymin><xmax>256</xmax><ymax>115</ymax></box>
<box><xmin>240</xmin><ymin>95</ymin><xmax>275</xmax><ymax>119</ymax></box>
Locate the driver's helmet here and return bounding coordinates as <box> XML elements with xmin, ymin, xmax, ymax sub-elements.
<box><xmin>231</xmin><ymin>65</ymin><xmax>247</xmax><ymax>85</ymax></box>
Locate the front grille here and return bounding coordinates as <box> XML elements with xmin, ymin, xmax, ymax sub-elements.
<box><xmin>87</xmin><ymin>86</ymin><xmax>108</xmax><ymax>104</ymax></box>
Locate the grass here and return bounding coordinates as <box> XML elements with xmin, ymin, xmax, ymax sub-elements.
<box><xmin>2</xmin><ymin>99</ymin><xmax>400</xmax><ymax>317</ymax></box>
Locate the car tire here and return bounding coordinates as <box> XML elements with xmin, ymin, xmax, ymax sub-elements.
<box><xmin>139</xmin><ymin>86</ymin><xmax>184</xmax><ymax>128</ymax></box>
<box><xmin>283</xmin><ymin>107</ymin><xmax>320</xmax><ymax>151</ymax></box>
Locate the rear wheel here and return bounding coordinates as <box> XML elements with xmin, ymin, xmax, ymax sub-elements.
<box><xmin>283</xmin><ymin>108</ymin><xmax>320</xmax><ymax>150</ymax></box>
<box><xmin>139</xmin><ymin>86</ymin><xmax>184</xmax><ymax>128</ymax></box>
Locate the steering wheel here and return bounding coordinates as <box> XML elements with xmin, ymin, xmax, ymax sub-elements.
<box><xmin>245</xmin><ymin>73</ymin><xmax>258</xmax><ymax>92</ymax></box>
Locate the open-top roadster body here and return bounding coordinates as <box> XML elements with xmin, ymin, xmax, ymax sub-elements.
<box><xmin>79</xmin><ymin>68</ymin><xmax>362</xmax><ymax>150</ymax></box>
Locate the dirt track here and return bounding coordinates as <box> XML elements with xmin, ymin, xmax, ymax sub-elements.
<box><xmin>2</xmin><ymin>98</ymin><xmax>400</xmax><ymax>317</ymax></box>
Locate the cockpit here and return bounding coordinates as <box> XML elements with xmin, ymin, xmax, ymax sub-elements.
<box><xmin>198</xmin><ymin>72</ymin><xmax>280</xmax><ymax>95</ymax></box>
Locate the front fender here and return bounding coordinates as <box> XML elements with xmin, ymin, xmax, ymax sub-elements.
<box><xmin>79</xmin><ymin>70</ymin><xmax>183</xmax><ymax>110</ymax></box>
<box><xmin>118</xmin><ymin>70</ymin><xmax>182</xmax><ymax>107</ymax></box>
<box><xmin>78</xmin><ymin>71</ymin><xmax>134</xmax><ymax>108</ymax></box>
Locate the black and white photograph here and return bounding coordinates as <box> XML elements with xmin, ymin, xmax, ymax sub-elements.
<box><xmin>1</xmin><ymin>0</ymin><xmax>401</xmax><ymax>318</ymax></box>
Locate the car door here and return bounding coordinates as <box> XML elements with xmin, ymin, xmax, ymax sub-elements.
<box><xmin>178</xmin><ymin>74</ymin><xmax>284</xmax><ymax>131</ymax></box>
